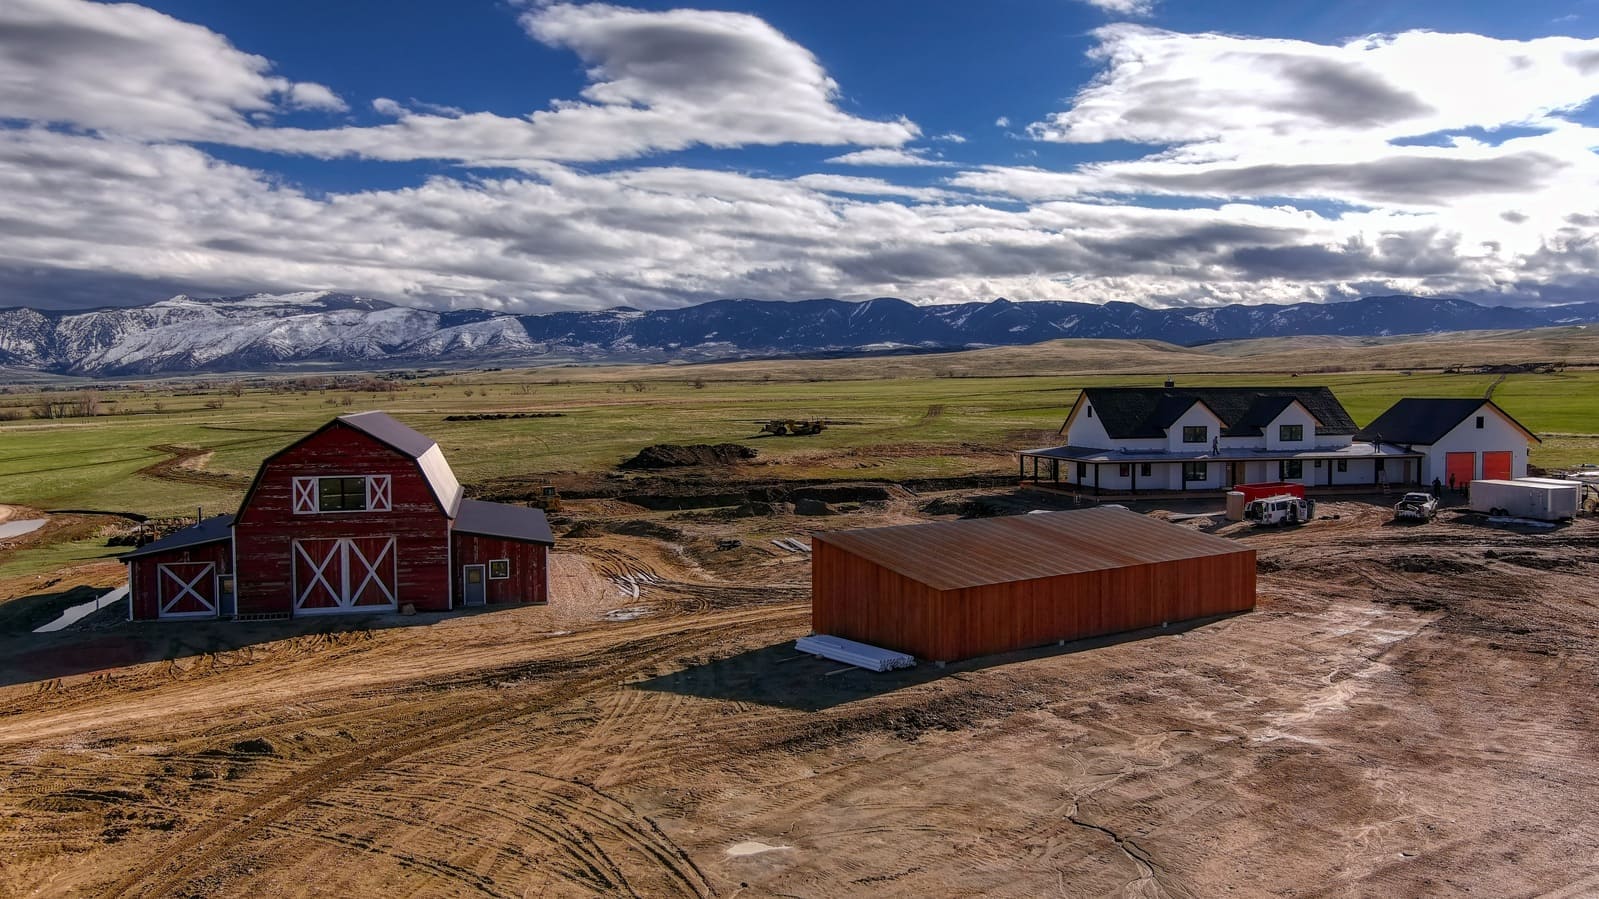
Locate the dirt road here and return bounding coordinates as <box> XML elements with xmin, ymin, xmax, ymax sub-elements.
<box><xmin>1</xmin><ymin>498</ymin><xmax>1596</xmax><ymax>897</ymax></box>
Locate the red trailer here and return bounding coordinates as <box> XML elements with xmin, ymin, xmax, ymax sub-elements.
<box><xmin>1236</xmin><ymin>481</ymin><xmax>1306</xmax><ymax>502</ymax></box>
<box><xmin>125</xmin><ymin>412</ymin><xmax>553</xmax><ymax>621</ymax></box>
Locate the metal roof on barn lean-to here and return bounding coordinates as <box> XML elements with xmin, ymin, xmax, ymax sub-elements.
<box><xmin>1072</xmin><ymin>387</ymin><xmax>1359</xmax><ymax>439</ymax></box>
<box><xmin>811</xmin><ymin>507</ymin><xmax>1251</xmax><ymax>592</ymax></box>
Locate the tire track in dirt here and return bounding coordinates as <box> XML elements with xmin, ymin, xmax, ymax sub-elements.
<box><xmin>95</xmin><ymin>604</ymin><xmax>809</xmax><ymax>899</ymax></box>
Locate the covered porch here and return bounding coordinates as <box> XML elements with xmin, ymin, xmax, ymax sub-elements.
<box><xmin>1016</xmin><ymin>443</ymin><xmax>1423</xmax><ymax>496</ymax></box>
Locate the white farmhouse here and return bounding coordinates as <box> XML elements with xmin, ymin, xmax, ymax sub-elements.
<box><xmin>1354</xmin><ymin>398</ymin><xmax>1539</xmax><ymax>489</ymax></box>
<box><xmin>1018</xmin><ymin>385</ymin><xmax>1422</xmax><ymax>495</ymax></box>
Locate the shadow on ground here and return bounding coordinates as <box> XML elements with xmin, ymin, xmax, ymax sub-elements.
<box><xmin>0</xmin><ymin>593</ymin><xmax>518</xmax><ymax>690</ymax></box>
<box><xmin>634</xmin><ymin>611</ymin><xmax>1246</xmax><ymax>712</ymax></box>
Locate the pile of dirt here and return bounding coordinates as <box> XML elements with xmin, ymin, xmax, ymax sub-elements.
<box><xmin>443</xmin><ymin>413</ymin><xmax>564</xmax><ymax>422</ymax></box>
<box><xmin>563</xmin><ymin>519</ymin><xmax>685</xmax><ymax>541</ymax></box>
<box><xmin>619</xmin><ymin>444</ymin><xmax>758</xmax><ymax>469</ymax></box>
<box><xmin>794</xmin><ymin>498</ymin><xmax>834</xmax><ymax>516</ymax></box>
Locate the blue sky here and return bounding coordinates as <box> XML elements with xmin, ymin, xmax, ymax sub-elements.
<box><xmin>4</xmin><ymin>0</ymin><xmax>1599</xmax><ymax>311</ymax></box>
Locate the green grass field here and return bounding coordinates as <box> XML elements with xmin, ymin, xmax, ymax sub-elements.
<box><xmin>2</xmin><ymin>356</ymin><xmax>1594</xmax><ymax>520</ymax></box>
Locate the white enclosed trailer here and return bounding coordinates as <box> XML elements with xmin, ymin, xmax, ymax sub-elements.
<box><xmin>1470</xmin><ymin>479</ymin><xmax>1580</xmax><ymax>521</ymax></box>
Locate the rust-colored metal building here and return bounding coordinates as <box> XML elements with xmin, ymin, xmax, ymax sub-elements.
<box><xmin>811</xmin><ymin>507</ymin><xmax>1255</xmax><ymax>662</ymax></box>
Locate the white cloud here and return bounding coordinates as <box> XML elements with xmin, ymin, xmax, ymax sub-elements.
<box><xmin>793</xmin><ymin>173</ymin><xmax>952</xmax><ymax>201</ymax></box>
<box><xmin>995</xmin><ymin>116</ymin><xmax>1011</xmax><ymax>127</ymax></box>
<box><xmin>825</xmin><ymin>147</ymin><xmax>951</xmax><ymax>167</ymax></box>
<box><xmin>0</xmin><ymin>0</ymin><xmax>344</xmax><ymax>139</ymax></box>
<box><xmin>932</xmin><ymin>132</ymin><xmax>967</xmax><ymax>143</ymax></box>
<box><xmin>1077</xmin><ymin>0</ymin><xmax>1156</xmax><ymax>17</ymax></box>
<box><xmin>237</xmin><ymin>2</ymin><xmax>917</xmax><ymax>166</ymax></box>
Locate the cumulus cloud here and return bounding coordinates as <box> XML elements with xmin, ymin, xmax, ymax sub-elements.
<box><xmin>1076</xmin><ymin>0</ymin><xmax>1156</xmax><ymax>18</ymax></box>
<box><xmin>825</xmin><ymin>147</ymin><xmax>952</xmax><ymax>167</ymax></box>
<box><xmin>0</xmin><ymin>0</ymin><xmax>345</xmax><ymax>139</ymax></box>
<box><xmin>238</xmin><ymin>2</ymin><xmax>917</xmax><ymax>165</ymax></box>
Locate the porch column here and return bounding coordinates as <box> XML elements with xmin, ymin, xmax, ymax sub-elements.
<box><xmin>1328</xmin><ymin>460</ymin><xmax>1334</xmax><ymax>487</ymax></box>
<box><xmin>1032</xmin><ymin>455</ymin><xmax>1039</xmax><ymax>483</ymax></box>
<box><xmin>1018</xmin><ymin>455</ymin><xmax>1025</xmax><ymax>482</ymax></box>
<box><xmin>1131</xmin><ymin>464</ymin><xmax>1138</xmax><ymax>494</ymax></box>
<box><xmin>1094</xmin><ymin>463</ymin><xmax>1101</xmax><ymax>496</ymax></box>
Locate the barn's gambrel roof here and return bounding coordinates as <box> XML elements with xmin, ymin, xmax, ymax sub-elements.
<box><xmin>236</xmin><ymin>412</ymin><xmax>464</xmax><ymax>517</ymax></box>
<box><xmin>1355</xmin><ymin>398</ymin><xmax>1541</xmax><ymax>446</ymax></box>
<box><xmin>1071</xmin><ymin>387</ymin><xmax>1356</xmax><ymax>439</ymax></box>
<box><xmin>121</xmin><ymin>514</ymin><xmax>234</xmax><ymax>560</ymax></box>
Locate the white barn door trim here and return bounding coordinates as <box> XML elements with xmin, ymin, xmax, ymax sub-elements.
<box><xmin>292</xmin><ymin>537</ymin><xmax>398</xmax><ymax>615</ymax></box>
<box><xmin>157</xmin><ymin>562</ymin><xmax>218</xmax><ymax>619</ymax></box>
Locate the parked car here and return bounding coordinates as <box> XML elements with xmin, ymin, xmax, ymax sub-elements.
<box><xmin>1244</xmin><ymin>494</ymin><xmax>1310</xmax><ymax>526</ymax></box>
<box><xmin>1393</xmin><ymin>492</ymin><xmax>1439</xmax><ymax>522</ymax></box>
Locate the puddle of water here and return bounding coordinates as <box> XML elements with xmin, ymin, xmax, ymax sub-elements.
<box><xmin>35</xmin><ymin>585</ymin><xmax>129</xmax><ymax>633</ymax></box>
<box><xmin>602</xmin><ymin>607</ymin><xmax>653</xmax><ymax>622</ymax></box>
<box><xmin>726</xmin><ymin>841</ymin><xmax>791</xmax><ymax>857</ymax></box>
<box><xmin>0</xmin><ymin>519</ymin><xmax>47</xmax><ymax>540</ymax></box>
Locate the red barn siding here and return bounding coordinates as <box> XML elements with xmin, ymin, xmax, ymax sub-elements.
<box><xmin>452</xmin><ymin>533</ymin><xmax>549</xmax><ymax>604</ymax></box>
<box><xmin>129</xmin><ymin>540</ymin><xmax>233</xmax><ymax>620</ymax></box>
<box><xmin>234</xmin><ymin>424</ymin><xmax>451</xmax><ymax>615</ymax></box>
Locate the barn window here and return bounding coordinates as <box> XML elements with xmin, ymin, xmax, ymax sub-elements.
<box><xmin>1280</xmin><ymin>460</ymin><xmax>1304</xmax><ymax>479</ymax></box>
<box><xmin>1336</xmin><ymin>460</ymin><xmax>1348</xmax><ymax>472</ymax></box>
<box><xmin>1279</xmin><ymin>424</ymin><xmax>1303</xmax><ymax>442</ymax></box>
<box><xmin>1140</xmin><ymin>463</ymin><xmax>1152</xmax><ymax>477</ymax></box>
<box><xmin>1182</xmin><ymin>426</ymin><xmax>1207</xmax><ymax>443</ymax></box>
<box><xmin>489</xmin><ymin>559</ymin><xmax>510</xmax><ymax>580</ymax></box>
<box><xmin>319</xmin><ymin>477</ymin><xmax>368</xmax><ymax>512</ymax></box>
<box><xmin>1183</xmin><ymin>461</ymin><xmax>1207</xmax><ymax>481</ymax></box>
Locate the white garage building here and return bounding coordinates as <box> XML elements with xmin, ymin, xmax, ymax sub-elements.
<box><xmin>1355</xmin><ymin>398</ymin><xmax>1539</xmax><ymax>489</ymax></box>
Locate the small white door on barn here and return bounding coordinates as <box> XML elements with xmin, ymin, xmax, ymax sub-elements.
<box><xmin>157</xmin><ymin>562</ymin><xmax>218</xmax><ymax>619</ymax></box>
<box><xmin>292</xmin><ymin>537</ymin><xmax>398</xmax><ymax>615</ymax></box>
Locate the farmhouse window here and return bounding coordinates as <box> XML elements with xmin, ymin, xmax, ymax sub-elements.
<box><xmin>489</xmin><ymin>559</ymin><xmax>510</xmax><ymax>580</ymax></box>
<box><xmin>1077</xmin><ymin>461</ymin><xmax>1088</xmax><ymax>479</ymax></box>
<box><xmin>293</xmin><ymin>475</ymin><xmax>392</xmax><ymax>514</ymax></box>
<box><xmin>1182</xmin><ymin>426</ymin><xmax>1207</xmax><ymax>443</ymax></box>
<box><xmin>1183</xmin><ymin>461</ymin><xmax>1207</xmax><ymax>482</ymax></box>
<box><xmin>1086</xmin><ymin>406</ymin><xmax>1094</xmax><ymax>418</ymax></box>
<box><xmin>1279</xmin><ymin>424</ymin><xmax>1304</xmax><ymax>442</ymax></box>
<box><xmin>1476</xmin><ymin>415</ymin><xmax>1485</xmax><ymax>429</ymax></box>
<box><xmin>1118</xmin><ymin>463</ymin><xmax>1130</xmax><ymax>477</ymax></box>
<box><xmin>1280</xmin><ymin>460</ymin><xmax>1304</xmax><ymax>479</ymax></box>
<box><xmin>1336</xmin><ymin>460</ymin><xmax>1348</xmax><ymax>472</ymax></box>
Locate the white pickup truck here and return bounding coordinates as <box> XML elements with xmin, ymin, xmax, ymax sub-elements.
<box><xmin>1393</xmin><ymin>491</ymin><xmax>1439</xmax><ymax>522</ymax></box>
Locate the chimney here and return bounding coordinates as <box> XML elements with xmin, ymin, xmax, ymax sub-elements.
<box><xmin>1164</xmin><ymin>378</ymin><xmax>1175</xmax><ymax>388</ymax></box>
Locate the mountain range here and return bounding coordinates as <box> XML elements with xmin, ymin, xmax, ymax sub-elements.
<box><xmin>2</xmin><ymin>291</ymin><xmax>1597</xmax><ymax>376</ymax></box>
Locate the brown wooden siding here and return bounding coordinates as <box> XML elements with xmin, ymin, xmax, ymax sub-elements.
<box><xmin>129</xmin><ymin>540</ymin><xmax>233</xmax><ymax>620</ymax></box>
<box><xmin>451</xmin><ymin>533</ymin><xmax>549</xmax><ymax>604</ymax></box>
<box><xmin>812</xmin><ymin>538</ymin><xmax>1255</xmax><ymax>662</ymax></box>
<box><xmin>234</xmin><ymin>424</ymin><xmax>451</xmax><ymax>615</ymax></box>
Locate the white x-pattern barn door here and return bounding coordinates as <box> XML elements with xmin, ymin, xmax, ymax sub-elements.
<box><xmin>292</xmin><ymin>537</ymin><xmax>397</xmax><ymax>615</ymax></box>
<box><xmin>157</xmin><ymin>562</ymin><xmax>218</xmax><ymax>619</ymax></box>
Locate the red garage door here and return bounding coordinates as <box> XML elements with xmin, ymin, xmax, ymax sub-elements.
<box><xmin>158</xmin><ymin>562</ymin><xmax>217</xmax><ymax>619</ymax></box>
<box><xmin>1482</xmin><ymin>451</ymin><xmax>1513</xmax><ymax>481</ymax></box>
<box><xmin>293</xmin><ymin>537</ymin><xmax>397</xmax><ymax>615</ymax></box>
<box><xmin>1445</xmin><ymin>452</ymin><xmax>1476</xmax><ymax>488</ymax></box>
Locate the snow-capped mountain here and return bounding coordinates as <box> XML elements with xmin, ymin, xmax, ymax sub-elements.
<box><xmin>1</xmin><ymin>291</ymin><xmax>1596</xmax><ymax>376</ymax></box>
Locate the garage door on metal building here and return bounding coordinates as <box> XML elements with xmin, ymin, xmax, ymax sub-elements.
<box><xmin>1482</xmin><ymin>451</ymin><xmax>1513</xmax><ymax>481</ymax></box>
<box><xmin>1445</xmin><ymin>452</ymin><xmax>1476</xmax><ymax>488</ymax></box>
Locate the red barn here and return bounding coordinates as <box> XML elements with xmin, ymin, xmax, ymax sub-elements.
<box><xmin>124</xmin><ymin>411</ymin><xmax>553</xmax><ymax>621</ymax></box>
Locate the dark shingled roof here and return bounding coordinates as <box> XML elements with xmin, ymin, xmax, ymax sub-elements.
<box><xmin>338</xmin><ymin>411</ymin><xmax>437</xmax><ymax>458</ymax></box>
<box><xmin>1355</xmin><ymin>398</ymin><xmax>1540</xmax><ymax>445</ymax></box>
<box><xmin>1078</xmin><ymin>387</ymin><xmax>1357</xmax><ymax>439</ymax></box>
<box><xmin>453</xmin><ymin>499</ymin><xmax>555</xmax><ymax>544</ymax></box>
<box><xmin>121</xmin><ymin>515</ymin><xmax>233</xmax><ymax>560</ymax></box>
<box><xmin>813</xmin><ymin>507</ymin><xmax>1251</xmax><ymax>592</ymax></box>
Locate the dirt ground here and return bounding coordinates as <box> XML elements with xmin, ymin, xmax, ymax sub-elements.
<box><xmin>1</xmin><ymin>488</ymin><xmax>1597</xmax><ymax>898</ymax></box>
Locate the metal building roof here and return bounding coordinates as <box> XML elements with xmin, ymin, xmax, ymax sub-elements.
<box><xmin>813</xmin><ymin>507</ymin><xmax>1251</xmax><ymax>591</ymax></box>
<box><xmin>121</xmin><ymin>514</ymin><xmax>233</xmax><ymax>560</ymax></box>
<box><xmin>453</xmin><ymin>499</ymin><xmax>555</xmax><ymax>544</ymax></box>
